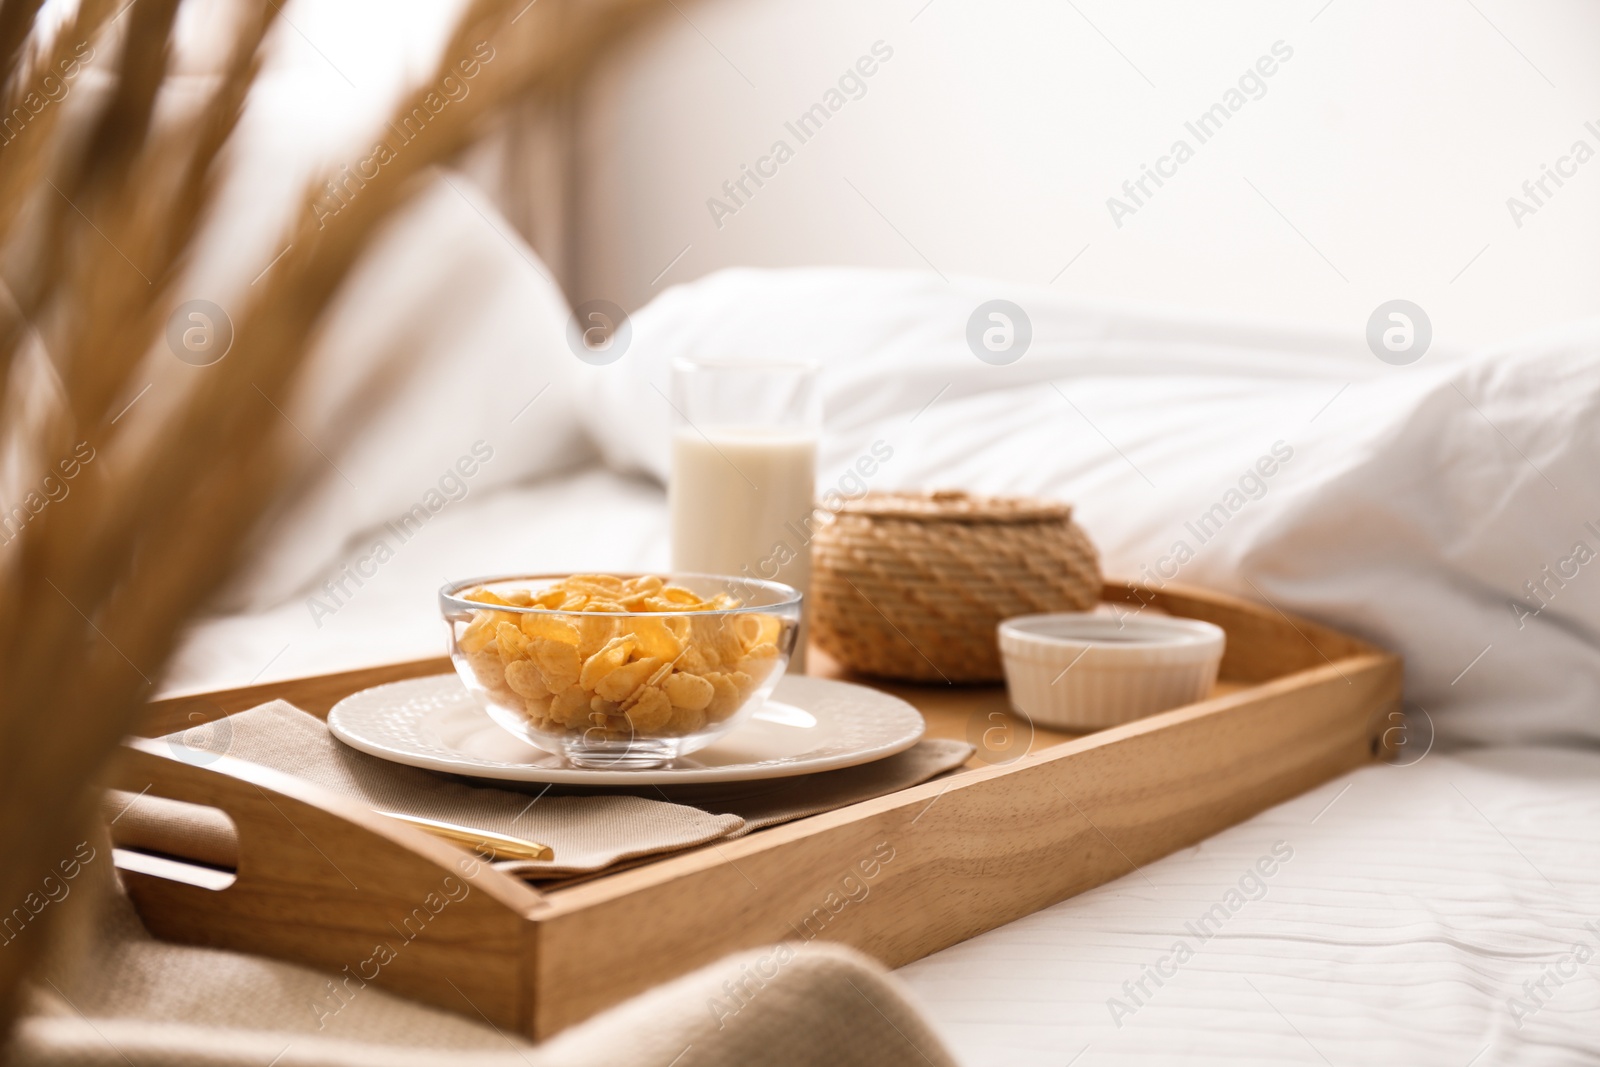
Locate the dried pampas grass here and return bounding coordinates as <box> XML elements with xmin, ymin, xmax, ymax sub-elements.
<box><xmin>0</xmin><ymin>0</ymin><xmax>669</xmax><ymax>1038</ymax></box>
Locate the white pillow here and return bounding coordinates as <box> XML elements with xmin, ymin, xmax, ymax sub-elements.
<box><xmin>213</xmin><ymin>173</ymin><xmax>590</xmax><ymax>611</ymax></box>
<box><xmin>577</xmin><ymin>267</ymin><xmax>1376</xmax><ymax>484</ymax></box>
<box><xmin>583</xmin><ymin>267</ymin><xmax>1600</xmax><ymax>747</ymax></box>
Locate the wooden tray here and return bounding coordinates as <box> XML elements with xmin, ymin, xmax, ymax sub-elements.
<box><xmin>113</xmin><ymin>581</ymin><xmax>1401</xmax><ymax>1039</ymax></box>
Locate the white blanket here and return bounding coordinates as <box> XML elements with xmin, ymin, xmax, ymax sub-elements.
<box><xmin>582</xmin><ymin>267</ymin><xmax>1600</xmax><ymax>747</ymax></box>
<box><xmin>166</xmin><ymin>468</ymin><xmax>666</xmax><ymax>695</ymax></box>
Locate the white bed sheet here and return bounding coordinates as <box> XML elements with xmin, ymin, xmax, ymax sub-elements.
<box><xmin>165</xmin><ymin>468</ymin><xmax>1600</xmax><ymax>1066</ymax></box>
<box><xmin>896</xmin><ymin>747</ymin><xmax>1600</xmax><ymax>1066</ymax></box>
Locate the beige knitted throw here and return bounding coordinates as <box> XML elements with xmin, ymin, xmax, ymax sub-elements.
<box><xmin>6</xmin><ymin>825</ymin><xmax>959</xmax><ymax>1067</ymax></box>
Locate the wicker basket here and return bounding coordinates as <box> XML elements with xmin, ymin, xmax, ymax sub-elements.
<box><xmin>810</xmin><ymin>490</ymin><xmax>1101</xmax><ymax>683</ymax></box>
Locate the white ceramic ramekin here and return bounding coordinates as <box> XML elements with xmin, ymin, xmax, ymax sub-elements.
<box><xmin>998</xmin><ymin>612</ymin><xmax>1226</xmax><ymax>731</ymax></box>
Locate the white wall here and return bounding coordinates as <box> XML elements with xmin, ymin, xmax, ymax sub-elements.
<box><xmin>575</xmin><ymin>0</ymin><xmax>1600</xmax><ymax>352</ymax></box>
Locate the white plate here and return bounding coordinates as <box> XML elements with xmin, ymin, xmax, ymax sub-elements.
<box><xmin>327</xmin><ymin>673</ymin><xmax>926</xmax><ymax>785</ymax></box>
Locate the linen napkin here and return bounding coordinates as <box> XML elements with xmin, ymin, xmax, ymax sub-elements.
<box><xmin>111</xmin><ymin>701</ymin><xmax>972</xmax><ymax>880</ymax></box>
<box><xmin>118</xmin><ymin>700</ymin><xmax>741</xmax><ymax>877</ymax></box>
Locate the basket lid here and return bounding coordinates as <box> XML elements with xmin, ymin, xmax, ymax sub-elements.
<box><xmin>833</xmin><ymin>489</ymin><xmax>1072</xmax><ymax>523</ymax></box>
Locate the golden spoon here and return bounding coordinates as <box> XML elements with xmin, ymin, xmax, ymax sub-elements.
<box><xmin>376</xmin><ymin>811</ymin><xmax>554</xmax><ymax>862</ymax></box>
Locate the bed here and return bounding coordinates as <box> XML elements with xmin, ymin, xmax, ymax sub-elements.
<box><xmin>159</xmin><ymin>255</ymin><xmax>1600</xmax><ymax>1062</ymax></box>
<box><xmin>165</xmin><ymin>455</ymin><xmax>1600</xmax><ymax>1065</ymax></box>
<box><xmin>145</xmin><ymin>2</ymin><xmax>1600</xmax><ymax>1062</ymax></box>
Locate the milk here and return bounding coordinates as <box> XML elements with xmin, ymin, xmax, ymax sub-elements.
<box><xmin>670</xmin><ymin>426</ymin><xmax>817</xmax><ymax>670</ymax></box>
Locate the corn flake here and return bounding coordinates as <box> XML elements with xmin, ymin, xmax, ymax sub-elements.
<box><xmin>459</xmin><ymin>575</ymin><xmax>786</xmax><ymax>741</ymax></box>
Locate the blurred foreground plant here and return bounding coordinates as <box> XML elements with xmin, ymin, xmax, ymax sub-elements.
<box><xmin>0</xmin><ymin>0</ymin><xmax>664</xmax><ymax>1039</ymax></box>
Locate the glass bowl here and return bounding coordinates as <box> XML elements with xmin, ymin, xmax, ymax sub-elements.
<box><xmin>439</xmin><ymin>573</ymin><xmax>801</xmax><ymax>768</ymax></box>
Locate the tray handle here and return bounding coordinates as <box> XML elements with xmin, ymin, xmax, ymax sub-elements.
<box><xmin>110</xmin><ymin>738</ymin><xmax>543</xmax><ymax>1035</ymax></box>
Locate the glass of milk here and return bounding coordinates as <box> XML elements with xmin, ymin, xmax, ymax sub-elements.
<box><xmin>670</xmin><ymin>358</ymin><xmax>820</xmax><ymax>671</ymax></box>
